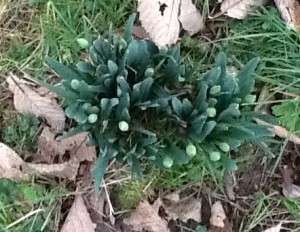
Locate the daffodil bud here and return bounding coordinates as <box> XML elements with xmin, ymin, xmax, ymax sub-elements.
<box><xmin>186</xmin><ymin>143</ymin><xmax>197</xmax><ymax>157</ymax></box>
<box><xmin>207</xmin><ymin>107</ymin><xmax>217</xmax><ymax>117</ymax></box>
<box><xmin>118</xmin><ymin>121</ymin><xmax>129</xmax><ymax>132</ymax></box>
<box><xmin>163</xmin><ymin>156</ymin><xmax>173</xmax><ymax>168</ymax></box>
<box><xmin>77</xmin><ymin>38</ymin><xmax>89</xmax><ymax>48</ymax></box>
<box><xmin>209</xmin><ymin>151</ymin><xmax>221</xmax><ymax>161</ymax></box>
<box><xmin>70</xmin><ymin>79</ymin><xmax>80</xmax><ymax>90</ymax></box>
<box><xmin>88</xmin><ymin>114</ymin><xmax>98</xmax><ymax>123</ymax></box>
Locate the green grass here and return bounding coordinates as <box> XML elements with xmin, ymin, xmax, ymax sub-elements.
<box><xmin>0</xmin><ymin>180</ymin><xmax>68</xmax><ymax>232</ymax></box>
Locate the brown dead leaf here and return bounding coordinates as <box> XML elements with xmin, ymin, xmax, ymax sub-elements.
<box><xmin>162</xmin><ymin>192</ymin><xmax>201</xmax><ymax>223</ymax></box>
<box><xmin>34</xmin><ymin>127</ymin><xmax>96</xmax><ymax>163</ymax></box>
<box><xmin>7</xmin><ymin>74</ymin><xmax>65</xmax><ymax>132</ymax></box>
<box><xmin>124</xmin><ymin>198</ymin><xmax>169</xmax><ymax>232</ymax></box>
<box><xmin>221</xmin><ymin>0</ymin><xmax>267</xmax><ymax>19</ymax></box>
<box><xmin>210</xmin><ymin>201</ymin><xmax>226</xmax><ymax>228</ymax></box>
<box><xmin>0</xmin><ymin>143</ymin><xmax>30</xmax><ymax>182</ymax></box>
<box><xmin>22</xmin><ymin>158</ymin><xmax>79</xmax><ymax>180</ymax></box>
<box><xmin>178</xmin><ymin>0</ymin><xmax>204</xmax><ymax>35</ymax></box>
<box><xmin>0</xmin><ymin>143</ymin><xmax>80</xmax><ymax>182</ymax></box>
<box><xmin>274</xmin><ymin>0</ymin><xmax>300</xmax><ymax>31</ymax></box>
<box><xmin>61</xmin><ymin>195</ymin><xmax>96</xmax><ymax>232</ymax></box>
<box><xmin>281</xmin><ymin>165</ymin><xmax>300</xmax><ymax>199</ymax></box>
<box><xmin>262</xmin><ymin>222</ymin><xmax>282</xmax><ymax>232</ymax></box>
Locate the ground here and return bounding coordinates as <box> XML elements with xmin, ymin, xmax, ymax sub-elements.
<box><xmin>1</xmin><ymin>0</ymin><xmax>300</xmax><ymax>231</ymax></box>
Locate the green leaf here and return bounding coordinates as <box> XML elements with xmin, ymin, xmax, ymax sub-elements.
<box><xmin>198</xmin><ymin>121</ymin><xmax>217</xmax><ymax>141</ymax></box>
<box><xmin>215</xmin><ymin>52</ymin><xmax>227</xmax><ymax>82</ymax></box>
<box><xmin>171</xmin><ymin>97</ymin><xmax>183</xmax><ymax>118</ymax></box>
<box><xmin>196</xmin><ymin>82</ymin><xmax>208</xmax><ymax>112</ymax></box>
<box><xmin>221</xmin><ymin>155</ymin><xmax>238</xmax><ymax>171</ymax></box>
<box><xmin>237</xmin><ymin>57</ymin><xmax>259</xmax><ymax>98</ymax></box>
<box><xmin>57</xmin><ymin>125</ymin><xmax>87</xmax><ymax>141</ymax></box>
<box><xmin>124</xmin><ymin>13</ymin><xmax>136</xmax><ymax>43</ymax></box>
<box><xmin>93</xmin><ymin>148</ymin><xmax>110</xmax><ymax>193</ymax></box>
<box><xmin>46</xmin><ymin>57</ymin><xmax>82</xmax><ymax>81</ymax></box>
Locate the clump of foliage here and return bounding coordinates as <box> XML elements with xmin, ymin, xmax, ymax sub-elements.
<box><xmin>3</xmin><ymin>115</ymin><xmax>40</xmax><ymax>152</ymax></box>
<box><xmin>272</xmin><ymin>99</ymin><xmax>300</xmax><ymax>134</ymax></box>
<box><xmin>44</xmin><ymin>14</ymin><xmax>273</xmax><ymax>190</ymax></box>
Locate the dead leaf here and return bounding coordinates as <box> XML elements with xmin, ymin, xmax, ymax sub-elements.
<box><xmin>34</xmin><ymin>127</ymin><xmax>96</xmax><ymax>163</ymax></box>
<box><xmin>162</xmin><ymin>192</ymin><xmax>201</xmax><ymax>222</ymax></box>
<box><xmin>137</xmin><ymin>0</ymin><xmax>203</xmax><ymax>48</ymax></box>
<box><xmin>210</xmin><ymin>201</ymin><xmax>226</xmax><ymax>228</ymax></box>
<box><xmin>0</xmin><ymin>143</ymin><xmax>30</xmax><ymax>182</ymax></box>
<box><xmin>178</xmin><ymin>0</ymin><xmax>204</xmax><ymax>35</ymax></box>
<box><xmin>262</xmin><ymin>222</ymin><xmax>282</xmax><ymax>232</ymax></box>
<box><xmin>133</xmin><ymin>25</ymin><xmax>150</xmax><ymax>39</ymax></box>
<box><xmin>22</xmin><ymin>158</ymin><xmax>79</xmax><ymax>180</ymax></box>
<box><xmin>61</xmin><ymin>195</ymin><xmax>96</xmax><ymax>232</ymax></box>
<box><xmin>0</xmin><ymin>142</ymin><xmax>80</xmax><ymax>182</ymax></box>
<box><xmin>282</xmin><ymin>165</ymin><xmax>300</xmax><ymax>199</ymax></box>
<box><xmin>221</xmin><ymin>0</ymin><xmax>267</xmax><ymax>19</ymax></box>
<box><xmin>137</xmin><ymin>0</ymin><xmax>181</xmax><ymax>48</ymax></box>
<box><xmin>124</xmin><ymin>199</ymin><xmax>169</xmax><ymax>232</ymax></box>
<box><xmin>7</xmin><ymin>74</ymin><xmax>65</xmax><ymax>132</ymax></box>
<box><xmin>274</xmin><ymin>0</ymin><xmax>300</xmax><ymax>31</ymax></box>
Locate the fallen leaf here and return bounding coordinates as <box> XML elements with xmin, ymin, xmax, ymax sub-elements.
<box><xmin>162</xmin><ymin>192</ymin><xmax>201</xmax><ymax>222</ymax></box>
<box><xmin>61</xmin><ymin>195</ymin><xmax>96</xmax><ymax>232</ymax></box>
<box><xmin>210</xmin><ymin>201</ymin><xmax>226</xmax><ymax>228</ymax></box>
<box><xmin>0</xmin><ymin>142</ymin><xmax>80</xmax><ymax>182</ymax></box>
<box><xmin>0</xmin><ymin>143</ymin><xmax>30</xmax><ymax>182</ymax></box>
<box><xmin>7</xmin><ymin>74</ymin><xmax>65</xmax><ymax>131</ymax></box>
<box><xmin>274</xmin><ymin>0</ymin><xmax>300</xmax><ymax>31</ymax></box>
<box><xmin>137</xmin><ymin>0</ymin><xmax>180</xmax><ymax>48</ymax></box>
<box><xmin>281</xmin><ymin>165</ymin><xmax>300</xmax><ymax>199</ymax></box>
<box><xmin>23</xmin><ymin>158</ymin><xmax>80</xmax><ymax>181</ymax></box>
<box><xmin>137</xmin><ymin>0</ymin><xmax>203</xmax><ymax>48</ymax></box>
<box><xmin>262</xmin><ymin>222</ymin><xmax>282</xmax><ymax>232</ymax></box>
<box><xmin>34</xmin><ymin>127</ymin><xmax>96</xmax><ymax>163</ymax></box>
<box><xmin>221</xmin><ymin>0</ymin><xmax>267</xmax><ymax>19</ymax></box>
<box><xmin>178</xmin><ymin>0</ymin><xmax>204</xmax><ymax>35</ymax></box>
<box><xmin>124</xmin><ymin>199</ymin><xmax>169</xmax><ymax>232</ymax></box>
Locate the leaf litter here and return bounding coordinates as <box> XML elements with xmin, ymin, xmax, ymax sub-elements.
<box><xmin>137</xmin><ymin>0</ymin><xmax>204</xmax><ymax>48</ymax></box>
<box><xmin>7</xmin><ymin>73</ymin><xmax>65</xmax><ymax>132</ymax></box>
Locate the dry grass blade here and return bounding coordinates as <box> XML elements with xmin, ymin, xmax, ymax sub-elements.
<box><xmin>61</xmin><ymin>195</ymin><xmax>96</xmax><ymax>232</ymax></box>
<box><xmin>255</xmin><ymin>119</ymin><xmax>300</xmax><ymax>144</ymax></box>
<box><xmin>221</xmin><ymin>0</ymin><xmax>267</xmax><ymax>19</ymax></box>
<box><xmin>262</xmin><ymin>222</ymin><xmax>282</xmax><ymax>232</ymax></box>
<box><xmin>7</xmin><ymin>74</ymin><xmax>65</xmax><ymax>132</ymax></box>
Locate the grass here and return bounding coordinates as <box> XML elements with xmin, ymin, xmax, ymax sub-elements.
<box><xmin>1</xmin><ymin>0</ymin><xmax>300</xmax><ymax>231</ymax></box>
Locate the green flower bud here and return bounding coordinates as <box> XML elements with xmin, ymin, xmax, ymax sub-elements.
<box><xmin>186</xmin><ymin>144</ymin><xmax>197</xmax><ymax>157</ymax></box>
<box><xmin>76</xmin><ymin>38</ymin><xmax>89</xmax><ymax>48</ymax></box>
<box><xmin>229</xmin><ymin>103</ymin><xmax>239</xmax><ymax>110</ymax></box>
<box><xmin>209</xmin><ymin>151</ymin><xmax>221</xmax><ymax>161</ymax></box>
<box><xmin>232</xmin><ymin>98</ymin><xmax>242</xmax><ymax>104</ymax></box>
<box><xmin>209</xmin><ymin>85</ymin><xmax>221</xmax><ymax>95</ymax></box>
<box><xmin>207</xmin><ymin>107</ymin><xmax>217</xmax><ymax>117</ymax></box>
<box><xmin>118</xmin><ymin>121</ymin><xmax>129</xmax><ymax>132</ymax></box>
<box><xmin>207</xmin><ymin>98</ymin><xmax>218</xmax><ymax>107</ymax></box>
<box><xmin>163</xmin><ymin>156</ymin><xmax>173</xmax><ymax>168</ymax></box>
<box><xmin>216</xmin><ymin>142</ymin><xmax>230</xmax><ymax>152</ymax></box>
<box><xmin>88</xmin><ymin>114</ymin><xmax>98</xmax><ymax>123</ymax></box>
<box><xmin>89</xmin><ymin>106</ymin><xmax>100</xmax><ymax>114</ymax></box>
<box><xmin>70</xmin><ymin>79</ymin><xmax>80</xmax><ymax>90</ymax></box>
<box><xmin>107</xmin><ymin>60</ymin><xmax>118</xmax><ymax>75</ymax></box>
<box><xmin>82</xmin><ymin>103</ymin><xmax>92</xmax><ymax>112</ymax></box>
<box><xmin>244</xmin><ymin>94</ymin><xmax>256</xmax><ymax>104</ymax></box>
<box><xmin>145</xmin><ymin>68</ymin><xmax>154</xmax><ymax>77</ymax></box>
